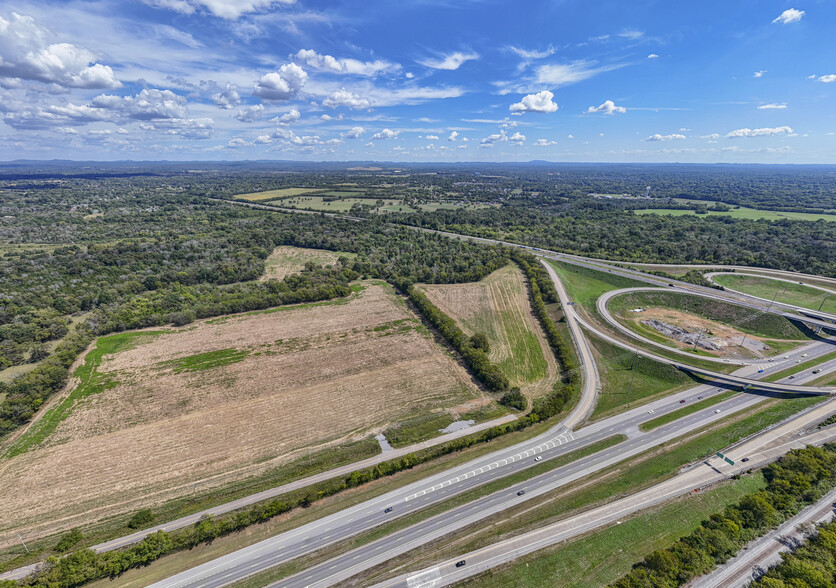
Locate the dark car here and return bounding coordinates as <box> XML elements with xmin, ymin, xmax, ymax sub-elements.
<box><xmin>456</xmin><ymin>560</ymin><xmax>466</xmax><ymax>568</ymax></box>
<box><xmin>680</xmin><ymin>399</ymin><xmax>686</xmax><ymax>403</ymax></box>
<box><xmin>741</xmin><ymin>458</ymin><xmax>750</xmax><ymax>462</ymax></box>
<box><xmin>384</xmin><ymin>507</ymin><xmax>393</xmax><ymax>513</ymax></box>
<box><xmin>517</xmin><ymin>490</ymin><xmax>526</xmax><ymax>496</ymax></box>
<box><xmin>667</xmin><ymin>283</ymin><xmax>675</xmax><ymax>287</ymax></box>
<box><xmin>697</xmin><ymin>396</ymin><xmax>703</xmax><ymax>400</ymax></box>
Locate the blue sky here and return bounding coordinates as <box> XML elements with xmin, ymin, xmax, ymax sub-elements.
<box><xmin>1</xmin><ymin>0</ymin><xmax>834</xmax><ymax>162</ymax></box>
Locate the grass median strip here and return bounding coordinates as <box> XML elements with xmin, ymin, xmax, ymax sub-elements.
<box><xmin>459</xmin><ymin>474</ymin><xmax>765</xmax><ymax>588</ymax></box>
<box><xmin>639</xmin><ymin>390</ymin><xmax>738</xmax><ymax>431</ymax></box>
<box><xmin>762</xmin><ymin>350</ymin><xmax>836</xmax><ymax>382</ymax></box>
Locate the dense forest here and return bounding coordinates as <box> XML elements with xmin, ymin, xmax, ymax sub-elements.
<box><xmin>395</xmin><ymin>207</ymin><xmax>836</xmax><ymax>275</ymax></box>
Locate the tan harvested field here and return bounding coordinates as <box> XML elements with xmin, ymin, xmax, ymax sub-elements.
<box><xmin>234</xmin><ymin>187</ymin><xmax>322</xmax><ymax>201</ymax></box>
<box><xmin>261</xmin><ymin>245</ymin><xmax>354</xmax><ymax>282</ymax></box>
<box><xmin>0</xmin><ymin>282</ymin><xmax>480</xmax><ymax>545</ymax></box>
<box><xmin>418</xmin><ymin>265</ymin><xmax>557</xmax><ymax>397</ymax></box>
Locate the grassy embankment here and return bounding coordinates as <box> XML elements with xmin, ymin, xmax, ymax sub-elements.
<box><xmin>711</xmin><ymin>273</ymin><xmax>836</xmax><ymax>315</ymax></box>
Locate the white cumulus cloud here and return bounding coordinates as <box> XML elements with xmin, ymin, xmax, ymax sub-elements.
<box><xmin>812</xmin><ymin>74</ymin><xmax>836</xmax><ymax>83</ymax></box>
<box><xmin>342</xmin><ymin>126</ymin><xmax>365</xmax><ymax>139</ymax></box>
<box><xmin>448</xmin><ymin>131</ymin><xmax>459</xmax><ymax>142</ymax></box>
<box><xmin>772</xmin><ymin>8</ymin><xmax>805</xmax><ymax>24</ymax></box>
<box><xmin>293</xmin><ymin>49</ymin><xmax>401</xmax><ymax>76</ymax></box>
<box><xmin>647</xmin><ymin>53</ymin><xmax>659</xmax><ymax>59</ymax></box>
<box><xmin>646</xmin><ymin>133</ymin><xmax>686</xmax><ymax>141</ymax></box>
<box><xmin>725</xmin><ymin>126</ymin><xmax>793</xmax><ymax>138</ymax></box>
<box><xmin>275</xmin><ymin>109</ymin><xmax>300</xmax><ymax>125</ymax></box>
<box><xmin>211</xmin><ymin>83</ymin><xmax>241</xmax><ymax>109</ymax></box>
<box><xmin>586</xmin><ymin>100</ymin><xmax>626</xmax><ymax>115</ymax></box>
<box><xmin>534</xmin><ymin>138</ymin><xmax>557</xmax><ymax>146</ymax></box>
<box><xmin>371</xmin><ymin>128</ymin><xmax>400</xmax><ymax>140</ymax></box>
<box><xmin>424</xmin><ymin>134</ymin><xmax>439</xmax><ymax>140</ymax></box>
<box><xmin>418</xmin><ymin>51</ymin><xmax>479</xmax><ymax>71</ymax></box>
<box><xmin>509</xmin><ymin>90</ymin><xmax>558</xmax><ymax>113</ymax></box>
<box><xmin>0</xmin><ymin>12</ymin><xmax>121</xmax><ymax>89</ymax></box>
<box><xmin>322</xmin><ymin>88</ymin><xmax>371</xmax><ymax>109</ymax></box>
<box><xmin>235</xmin><ymin>104</ymin><xmax>263</xmax><ymax>122</ymax></box>
<box><xmin>753</xmin><ymin>70</ymin><xmax>767</xmax><ymax>78</ymax></box>
<box><xmin>757</xmin><ymin>103</ymin><xmax>787</xmax><ymax>110</ymax></box>
<box><xmin>253</xmin><ymin>63</ymin><xmax>307</xmax><ymax>101</ymax></box>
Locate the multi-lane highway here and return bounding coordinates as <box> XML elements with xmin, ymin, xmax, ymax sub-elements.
<box><xmin>374</xmin><ymin>408</ymin><xmax>836</xmax><ymax>588</ymax></box>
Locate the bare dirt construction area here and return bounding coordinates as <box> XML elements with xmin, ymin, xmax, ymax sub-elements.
<box><xmin>0</xmin><ymin>282</ymin><xmax>479</xmax><ymax>546</ymax></box>
<box><xmin>417</xmin><ymin>264</ymin><xmax>557</xmax><ymax>398</ymax></box>
<box><xmin>624</xmin><ymin>307</ymin><xmax>786</xmax><ymax>359</ymax></box>
<box><xmin>260</xmin><ymin>245</ymin><xmax>354</xmax><ymax>281</ymax></box>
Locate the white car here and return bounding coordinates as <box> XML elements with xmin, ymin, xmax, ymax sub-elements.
<box><xmin>801</xmin><ymin>353</ymin><xmax>808</xmax><ymax>358</ymax></box>
<box><xmin>715</xmin><ymin>409</ymin><xmax>721</xmax><ymax>413</ymax></box>
<box><xmin>783</xmin><ymin>355</ymin><xmax>790</xmax><ymax>359</ymax></box>
<box><xmin>534</xmin><ymin>456</ymin><xmax>542</xmax><ymax>462</ymax></box>
<box><xmin>648</xmin><ymin>409</ymin><xmax>654</xmax><ymax>414</ymax></box>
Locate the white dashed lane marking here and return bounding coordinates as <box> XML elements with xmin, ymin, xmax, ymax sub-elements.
<box><xmin>405</xmin><ymin>431</ymin><xmax>575</xmax><ymax>501</ymax></box>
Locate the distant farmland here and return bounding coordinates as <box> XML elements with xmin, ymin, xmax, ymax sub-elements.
<box><xmin>0</xmin><ymin>282</ymin><xmax>481</xmax><ymax>545</ymax></box>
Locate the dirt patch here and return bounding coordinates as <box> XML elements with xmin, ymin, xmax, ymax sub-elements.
<box><xmin>626</xmin><ymin>308</ymin><xmax>775</xmax><ymax>358</ymax></box>
<box><xmin>260</xmin><ymin>245</ymin><xmax>352</xmax><ymax>282</ymax></box>
<box><xmin>0</xmin><ymin>282</ymin><xmax>479</xmax><ymax>546</ymax></box>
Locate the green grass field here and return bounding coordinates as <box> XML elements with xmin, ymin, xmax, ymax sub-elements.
<box><xmin>587</xmin><ymin>331</ymin><xmax>695</xmax><ymax>419</ymax></box>
<box><xmin>234</xmin><ymin>188</ymin><xmax>322</xmax><ymax>200</ymax></box>
<box><xmin>635</xmin><ymin>201</ymin><xmax>836</xmax><ymax>222</ymax></box>
<box><xmin>463</xmin><ymin>474</ymin><xmax>764</xmax><ymax>588</ymax></box>
<box><xmin>419</xmin><ymin>265</ymin><xmax>550</xmax><ymax>388</ymax></box>
<box><xmin>546</xmin><ymin>260</ymin><xmax>649</xmax><ymax>310</ymax></box>
<box><xmin>711</xmin><ymin>273</ymin><xmax>836</xmax><ymax>314</ymax></box>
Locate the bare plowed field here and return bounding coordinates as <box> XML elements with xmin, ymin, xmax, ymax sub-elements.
<box><xmin>260</xmin><ymin>245</ymin><xmax>354</xmax><ymax>282</ymax></box>
<box><xmin>418</xmin><ymin>265</ymin><xmax>557</xmax><ymax>396</ymax></box>
<box><xmin>0</xmin><ymin>283</ymin><xmax>478</xmax><ymax>545</ymax></box>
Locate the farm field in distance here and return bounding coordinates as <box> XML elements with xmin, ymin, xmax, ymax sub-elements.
<box><xmin>634</xmin><ymin>199</ymin><xmax>836</xmax><ymax>222</ymax></box>
<box><xmin>0</xmin><ymin>281</ymin><xmax>483</xmax><ymax>546</ymax></box>
<box><xmin>418</xmin><ymin>264</ymin><xmax>557</xmax><ymax>398</ymax></box>
<box><xmin>260</xmin><ymin>245</ymin><xmax>355</xmax><ymax>282</ymax></box>
<box><xmin>232</xmin><ymin>187</ymin><xmax>493</xmax><ymax>214</ymax></box>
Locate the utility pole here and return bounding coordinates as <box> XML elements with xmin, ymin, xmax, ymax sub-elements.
<box><xmin>626</xmin><ymin>351</ymin><xmax>639</xmax><ymax>396</ymax></box>
<box><xmin>693</xmin><ymin>330</ymin><xmax>704</xmax><ymax>352</ymax></box>
<box><xmin>767</xmin><ymin>283</ymin><xmax>787</xmax><ymax>312</ymax></box>
<box><xmin>818</xmin><ymin>292</ymin><xmax>829</xmax><ymax>312</ymax></box>
<box><xmin>17</xmin><ymin>533</ymin><xmax>29</xmax><ymax>554</ymax></box>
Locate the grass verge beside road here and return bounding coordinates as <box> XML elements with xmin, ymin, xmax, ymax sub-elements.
<box><xmin>587</xmin><ymin>332</ymin><xmax>695</xmax><ymax>420</ymax></box>
<box><xmin>458</xmin><ymin>474</ymin><xmax>765</xmax><ymax>588</ymax></box>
